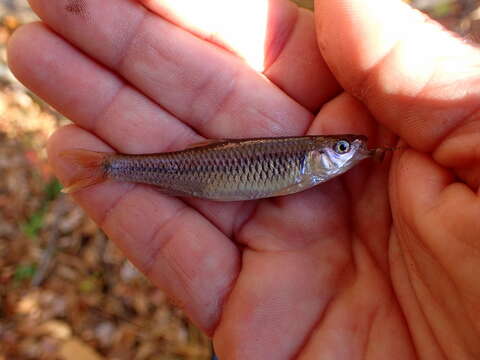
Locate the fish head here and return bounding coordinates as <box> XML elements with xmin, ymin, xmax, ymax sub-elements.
<box><xmin>309</xmin><ymin>135</ymin><xmax>371</xmax><ymax>178</ymax></box>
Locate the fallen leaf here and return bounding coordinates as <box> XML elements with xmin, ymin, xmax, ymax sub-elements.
<box><xmin>58</xmin><ymin>338</ymin><xmax>104</xmax><ymax>360</ymax></box>
<box><xmin>37</xmin><ymin>320</ymin><xmax>72</xmax><ymax>340</ymax></box>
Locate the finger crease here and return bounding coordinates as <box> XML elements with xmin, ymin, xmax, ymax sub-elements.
<box><xmin>294</xmin><ymin>293</ymin><xmax>336</xmax><ymax>359</ymax></box>
<box><xmin>431</xmin><ymin>104</ymin><xmax>480</xmax><ymax>154</ymax></box>
<box><xmin>139</xmin><ymin>203</ymin><xmax>190</xmax><ymax>278</ymax></box>
<box><xmin>98</xmin><ymin>183</ymin><xmax>138</xmax><ymax>230</ymax></box>
<box><xmin>263</xmin><ymin>6</ymin><xmax>299</xmax><ymax>72</ymax></box>
<box><xmin>190</xmin><ymin>67</ymin><xmax>240</xmax><ymax>134</ymax></box>
<box><xmin>351</xmin><ymin>38</ymin><xmax>402</xmax><ymax>103</ymax></box>
<box><xmin>89</xmin><ymin>82</ymin><xmax>126</xmax><ymax>145</ymax></box>
<box><xmin>360</xmin><ymin>305</ymin><xmax>381</xmax><ymax>359</ymax></box>
<box><xmin>112</xmin><ymin>7</ymin><xmax>150</xmax><ymax>71</ymax></box>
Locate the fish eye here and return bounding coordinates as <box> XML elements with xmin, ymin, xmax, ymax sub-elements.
<box><xmin>334</xmin><ymin>140</ymin><xmax>350</xmax><ymax>154</ymax></box>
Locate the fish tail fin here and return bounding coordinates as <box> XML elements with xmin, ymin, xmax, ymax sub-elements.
<box><xmin>59</xmin><ymin>149</ymin><xmax>110</xmax><ymax>194</ymax></box>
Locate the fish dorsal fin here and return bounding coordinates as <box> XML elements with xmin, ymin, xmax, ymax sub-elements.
<box><xmin>185</xmin><ymin>139</ymin><xmax>227</xmax><ymax>149</ymax></box>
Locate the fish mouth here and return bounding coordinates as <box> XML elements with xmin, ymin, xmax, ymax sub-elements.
<box><xmin>351</xmin><ymin>139</ymin><xmax>392</xmax><ymax>162</ymax></box>
<box><xmin>352</xmin><ymin>140</ymin><xmax>373</xmax><ymax>160</ymax></box>
<box><xmin>367</xmin><ymin>147</ymin><xmax>397</xmax><ymax>162</ymax></box>
<box><xmin>368</xmin><ymin>148</ymin><xmax>385</xmax><ymax>162</ymax></box>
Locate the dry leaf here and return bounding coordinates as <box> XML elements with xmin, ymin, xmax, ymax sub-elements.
<box><xmin>58</xmin><ymin>338</ymin><xmax>104</xmax><ymax>360</ymax></box>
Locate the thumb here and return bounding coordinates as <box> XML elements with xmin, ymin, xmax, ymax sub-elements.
<box><xmin>315</xmin><ymin>0</ymin><xmax>480</xmax><ymax>157</ymax></box>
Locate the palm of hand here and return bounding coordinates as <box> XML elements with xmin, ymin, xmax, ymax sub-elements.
<box><xmin>8</xmin><ymin>0</ymin><xmax>480</xmax><ymax>358</ymax></box>
<box><xmin>220</xmin><ymin>153</ymin><xmax>398</xmax><ymax>358</ymax></box>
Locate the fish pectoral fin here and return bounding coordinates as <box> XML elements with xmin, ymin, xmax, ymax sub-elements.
<box><xmin>186</xmin><ymin>139</ymin><xmax>227</xmax><ymax>149</ymax></box>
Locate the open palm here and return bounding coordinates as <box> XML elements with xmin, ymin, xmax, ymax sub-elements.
<box><xmin>9</xmin><ymin>0</ymin><xmax>480</xmax><ymax>358</ymax></box>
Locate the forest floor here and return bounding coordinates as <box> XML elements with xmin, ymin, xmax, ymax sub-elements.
<box><xmin>1</xmin><ymin>0</ymin><xmax>479</xmax><ymax>359</ymax></box>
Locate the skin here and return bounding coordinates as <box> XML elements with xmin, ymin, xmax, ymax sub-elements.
<box><xmin>7</xmin><ymin>0</ymin><xmax>480</xmax><ymax>358</ymax></box>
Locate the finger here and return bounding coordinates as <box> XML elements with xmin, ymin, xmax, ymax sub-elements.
<box><xmin>315</xmin><ymin>0</ymin><xmax>480</xmax><ymax>153</ymax></box>
<box><xmin>433</xmin><ymin>121</ymin><xmax>480</xmax><ymax>190</ymax></box>
<box><xmin>48</xmin><ymin>125</ymin><xmax>240</xmax><ymax>333</ymax></box>
<box><xmin>136</xmin><ymin>0</ymin><xmax>340</xmax><ymax>110</ymax></box>
<box><xmin>136</xmin><ymin>0</ymin><xmax>289</xmax><ymax>70</ymax></box>
<box><xmin>7</xmin><ymin>23</ymin><xmax>198</xmax><ymax>153</ymax></box>
<box><xmin>308</xmin><ymin>93</ymin><xmax>394</xmax><ymax>271</ymax></box>
<box><xmin>8</xmin><ymin>23</ymin><xmax>253</xmax><ymax>236</ymax></box>
<box><xmin>390</xmin><ymin>149</ymin><xmax>480</xmax><ymax>353</ymax></box>
<box><xmin>28</xmin><ymin>0</ymin><xmax>313</xmax><ymax>138</ymax></box>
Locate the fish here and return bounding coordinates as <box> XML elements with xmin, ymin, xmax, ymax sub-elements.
<box><xmin>60</xmin><ymin>135</ymin><xmax>379</xmax><ymax>201</ymax></box>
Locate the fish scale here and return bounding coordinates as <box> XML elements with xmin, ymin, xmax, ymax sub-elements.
<box><xmin>63</xmin><ymin>135</ymin><xmax>372</xmax><ymax>201</ymax></box>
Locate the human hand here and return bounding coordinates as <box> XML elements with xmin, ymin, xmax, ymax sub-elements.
<box><xmin>8</xmin><ymin>0</ymin><xmax>480</xmax><ymax>358</ymax></box>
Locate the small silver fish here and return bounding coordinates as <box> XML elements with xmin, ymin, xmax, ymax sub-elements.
<box><xmin>61</xmin><ymin>135</ymin><xmax>376</xmax><ymax>201</ymax></box>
